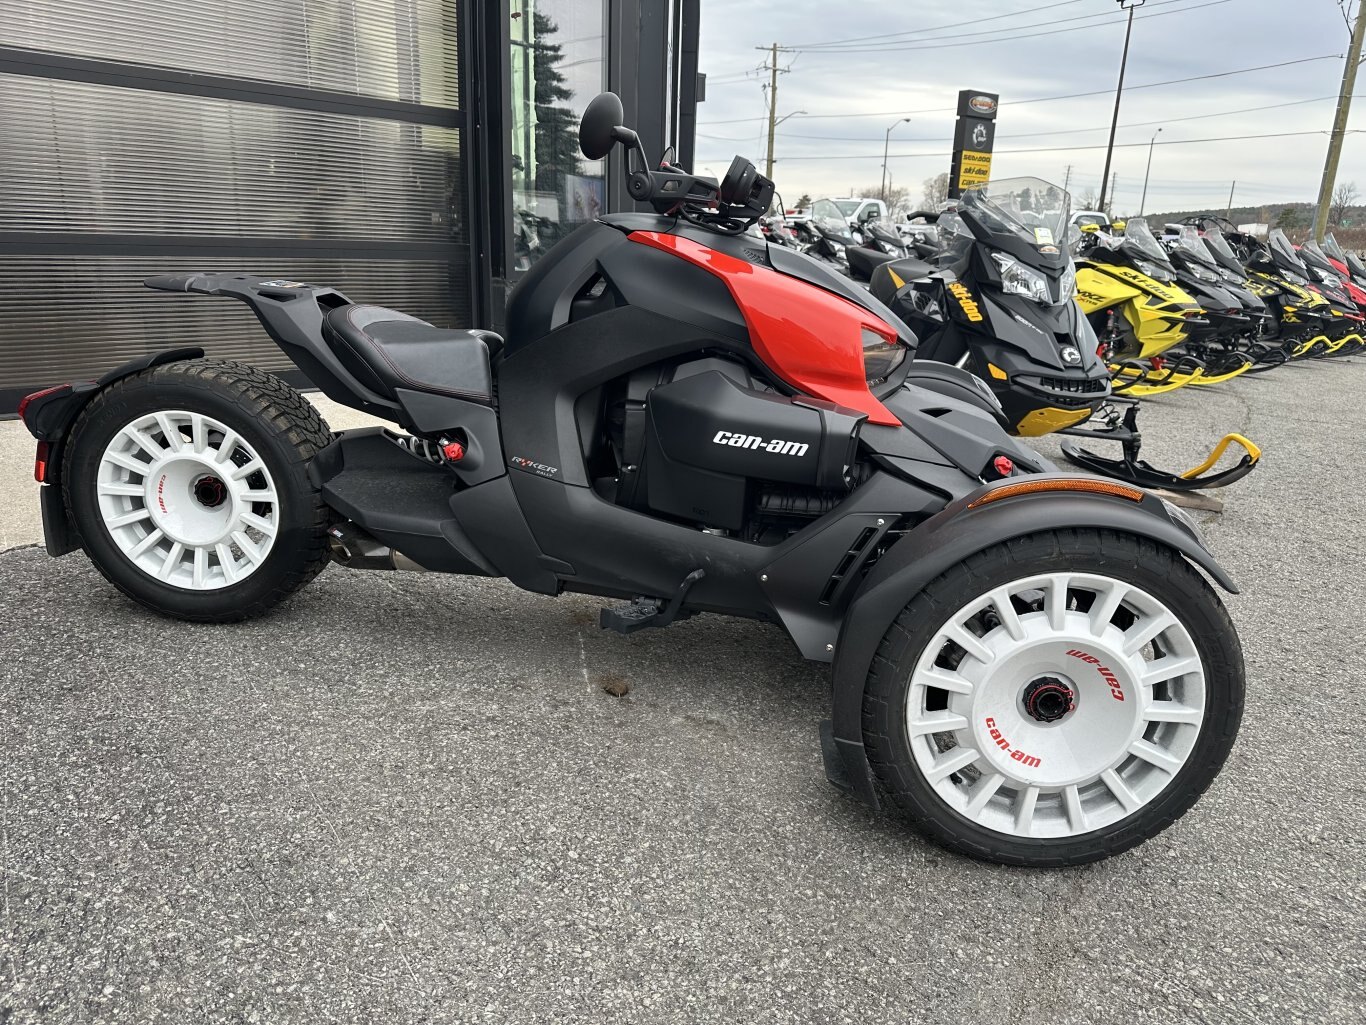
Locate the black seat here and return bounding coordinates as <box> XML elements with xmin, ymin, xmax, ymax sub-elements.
<box><xmin>322</xmin><ymin>304</ymin><xmax>503</xmax><ymax>405</ymax></box>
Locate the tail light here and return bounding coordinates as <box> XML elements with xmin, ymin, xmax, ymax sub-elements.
<box><xmin>34</xmin><ymin>440</ymin><xmax>50</xmax><ymax>483</ymax></box>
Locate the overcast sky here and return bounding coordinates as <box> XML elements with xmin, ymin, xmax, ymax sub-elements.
<box><xmin>695</xmin><ymin>0</ymin><xmax>1362</xmax><ymax>215</ymax></box>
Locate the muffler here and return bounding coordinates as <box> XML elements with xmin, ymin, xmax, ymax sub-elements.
<box><xmin>327</xmin><ymin>523</ymin><xmax>426</xmax><ymax>572</ymax></box>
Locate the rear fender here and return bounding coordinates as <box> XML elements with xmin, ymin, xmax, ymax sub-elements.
<box><xmin>825</xmin><ymin>477</ymin><xmax>1238</xmax><ymax>809</ymax></box>
<box><xmin>22</xmin><ymin>347</ymin><xmax>204</xmax><ymax>556</ymax></box>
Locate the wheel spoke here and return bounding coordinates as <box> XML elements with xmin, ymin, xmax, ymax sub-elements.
<box><xmin>964</xmin><ymin>772</ymin><xmax>1005</xmax><ymax>815</ymax></box>
<box><xmin>232</xmin><ymin>531</ymin><xmax>265</xmax><ymax>566</ymax></box>
<box><xmin>216</xmin><ymin>543</ymin><xmax>240</xmax><ymax>584</ymax></box>
<box><xmin>240</xmin><ymin>511</ymin><xmax>277</xmax><ymax>538</ymax></box>
<box><xmin>98</xmin><ymin>481</ymin><xmax>143</xmax><ymax>497</ymax></box>
<box><xmin>1063</xmin><ymin>784</ymin><xmax>1088</xmax><ymax>832</ymax></box>
<box><xmin>1143</xmin><ymin>701</ymin><xmax>1203</xmax><ymax>725</ymax></box>
<box><xmin>190</xmin><ymin>413</ymin><xmax>209</xmax><ymax>454</ymax></box>
<box><xmin>157</xmin><ymin>542</ymin><xmax>184</xmax><ymax>579</ymax></box>
<box><xmin>989</xmin><ymin>588</ymin><xmax>1025</xmax><ymax>641</ymax></box>
<box><xmin>1122</xmin><ymin>612</ymin><xmax>1178</xmax><ymax>656</ymax></box>
<box><xmin>214</xmin><ymin>429</ymin><xmax>241</xmax><ymax>464</ymax></box>
<box><xmin>230</xmin><ymin>458</ymin><xmax>265</xmax><ymax>481</ymax></box>
<box><xmin>926</xmin><ymin>745</ymin><xmax>979</xmax><ymax>783</ymax></box>
<box><xmin>106</xmin><ymin>451</ymin><xmax>151</xmax><ymax>476</ymax></box>
<box><xmin>107</xmin><ymin>507</ymin><xmax>151</xmax><ymax>528</ymax></box>
<box><xmin>1046</xmin><ymin>575</ymin><xmax>1069</xmax><ymax>631</ymax></box>
<box><xmin>1014</xmin><ymin>785</ymin><xmax>1039</xmax><ymax>834</ymax></box>
<box><xmin>916</xmin><ymin>666</ymin><xmax>975</xmax><ymax>695</ymax></box>
<box><xmin>1087</xmin><ymin>579</ymin><xmax>1129</xmax><ymax>637</ymax></box>
<box><xmin>123</xmin><ymin>427</ymin><xmax>166</xmax><ymax>460</ymax></box>
<box><xmin>1129</xmin><ymin>739</ymin><xmax>1183</xmax><ymax>774</ymax></box>
<box><xmin>1141</xmin><ymin>655</ymin><xmax>1202</xmax><ymax>686</ymax></box>
<box><xmin>192</xmin><ymin>546</ymin><xmax>207</xmax><ymax>589</ymax></box>
<box><xmin>128</xmin><ymin>527</ymin><xmax>165</xmax><ymax>559</ymax></box>
<box><xmin>241</xmin><ymin>489</ymin><xmax>277</xmax><ymax>505</ymax></box>
<box><xmin>153</xmin><ymin>413</ymin><xmax>185</xmax><ymax>453</ymax></box>
<box><xmin>946</xmin><ymin>623</ymin><xmax>994</xmax><ymax>665</ymax></box>
<box><xmin>1100</xmin><ymin>769</ymin><xmax>1141</xmax><ymax>812</ymax></box>
<box><xmin>907</xmin><ymin>711</ymin><xmax>969</xmax><ymax>737</ymax></box>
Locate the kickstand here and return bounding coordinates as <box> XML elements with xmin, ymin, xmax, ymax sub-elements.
<box><xmin>600</xmin><ymin>569</ymin><xmax>706</xmax><ymax>635</ymax></box>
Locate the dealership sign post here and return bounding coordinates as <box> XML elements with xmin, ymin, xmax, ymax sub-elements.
<box><xmin>949</xmin><ymin>90</ymin><xmax>999</xmax><ymax>200</ymax></box>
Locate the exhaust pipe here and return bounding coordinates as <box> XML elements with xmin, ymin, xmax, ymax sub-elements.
<box><xmin>327</xmin><ymin>523</ymin><xmax>427</xmax><ymax>572</ymax></box>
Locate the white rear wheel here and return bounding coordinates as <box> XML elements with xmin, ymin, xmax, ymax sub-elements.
<box><xmin>97</xmin><ymin>410</ymin><xmax>280</xmax><ymax>590</ymax></box>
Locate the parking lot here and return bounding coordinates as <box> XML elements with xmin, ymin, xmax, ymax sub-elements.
<box><xmin>2</xmin><ymin>357</ymin><xmax>1364</xmax><ymax>1024</ymax></box>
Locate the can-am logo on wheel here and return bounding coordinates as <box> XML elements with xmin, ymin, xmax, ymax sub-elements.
<box><xmin>712</xmin><ymin>431</ymin><xmax>809</xmax><ymax>457</ymax></box>
<box><xmin>969</xmin><ymin>95</ymin><xmax>998</xmax><ymax>115</ymax></box>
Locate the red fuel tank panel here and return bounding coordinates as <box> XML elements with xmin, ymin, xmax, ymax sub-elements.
<box><xmin>628</xmin><ymin>231</ymin><xmax>901</xmax><ymax>426</ymax></box>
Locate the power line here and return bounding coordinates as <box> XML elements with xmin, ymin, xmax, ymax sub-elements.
<box><xmin>698</xmin><ymin>129</ymin><xmax>1353</xmax><ymax>163</ymax></box>
<box><xmin>782</xmin><ymin>0</ymin><xmax>1093</xmax><ymax>49</ymax></box>
<box><xmin>697</xmin><ymin>54</ymin><xmax>1341</xmax><ymax>125</ymax></box>
<box><xmin>699</xmin><ymin>94</ymin><xmax>1348</xmax><ymax>144</ymax></box>
<box><xmin>794</xmin><ymin>0</ymin><xmax>1218</xmax><ymax>53</ymax></box>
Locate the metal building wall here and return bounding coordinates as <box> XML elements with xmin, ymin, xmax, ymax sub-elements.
<box><xmin>0</xmin><ymin>0</ymin><xmax>472</xmax><ymax>411</ymax></box>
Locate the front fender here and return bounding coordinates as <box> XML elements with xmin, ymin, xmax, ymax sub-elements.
<box><xmin>23</xmin><ymin>347</ymin><xmax>203</xmax><ymax>555</ymax></box>
<box><xmin>825</xmin><ymin>476</ymin><xmax>1237</xmax><ymax>809</ymax></box>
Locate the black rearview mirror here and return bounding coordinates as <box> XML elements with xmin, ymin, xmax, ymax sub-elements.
<box><xmin>579</xmin><ymin>92</ymin><xmax>625</xmax><ymax>160</ymax></box>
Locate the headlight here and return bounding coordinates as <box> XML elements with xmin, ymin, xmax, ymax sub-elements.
<box><xmin>1134</xmin><ymin>258</ymin><xmax>1175</xmax><ymax>283</ymax></box>
<box><xmin>862</xmin><ymin>327</ymin><xmax>906</xmax><ymax>382</ymax></box>
<box><xmin>1190</xmin><ymin>264</ymin><xmax>1220</xmax><ymax>282</ymax></box>
<box><xmin>991</xmin><ymin>253</ymin><xmax>1050</xmax><ymax>304</ymax></box>
<box><xmin>1057</xmin><ymin>261</ymin><xmax>1077</xmax><ymax>302</ymax></box>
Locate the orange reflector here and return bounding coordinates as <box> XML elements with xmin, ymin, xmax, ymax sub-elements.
<box><xmin>968</xmin><ymin>478</ymin><xmax>1145</xmax><ymax>508</ymax></box>
<box><xmin>34</xmin><ymin>439</ymin><xmax>50</xmax><ymax>483</ymax></box>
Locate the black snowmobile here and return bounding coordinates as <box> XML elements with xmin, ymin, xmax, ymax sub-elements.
<box><xmin>16</xmin><ymin>93</ymin><xmax>1245</xmax><ymax>868</ymax></box>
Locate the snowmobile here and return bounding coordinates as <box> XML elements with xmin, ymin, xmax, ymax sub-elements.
<box><xmin>16</xmin><ymin>92</ymin><xmax>1246</xmax><ymax>868</ymax></box>
<box><xmin>868</xmin><ymin>177</ymin><xmax>1111</xmax><ymax>437</ymax></box>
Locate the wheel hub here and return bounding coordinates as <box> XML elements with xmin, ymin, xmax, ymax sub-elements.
<box><xmin>193</xmin><ymin>474</ymin><xmax>227</xmax><ymax>508</ymax></box>
<box><xmin>1022</xmin><ymin>676</ymin><xmax>1075</xmax><ymax>723</ymax></box>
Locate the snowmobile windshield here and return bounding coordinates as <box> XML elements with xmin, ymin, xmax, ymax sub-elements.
<box><xmin>958</xmin><ymin>177</ymin><xmax>1071</xmax><ymax>250</ymax></box>
<box><xmin>1322</xmin><ymin>233</ymin><xmax>1350</xmax><ymax>264</ymax></box>
<box><xmin>1269</xmin><ymin>229</ymin><xmax>1309</xmax><ymax>273</ymax></box>
<box><xmin>1298</xmin><ymin>240</ymin><xmax>1335</xmax><ymax>273</ymax></box>
<box><xmin>1121</xmin><ymin>218</ymin><xmax>1169</xmax><ymax>264</ymax></box>
<box><xmin>1175</xmin><ymin>225</ymin><xmax>1219</xmax><ymax>268</ymax></box>
<box><xmin>1202</xmin><ymin>228</ymin><xmax>1247</xmax><ymax>275</ymax></box>
<box><xmin>1348</xmin><ymin>251</ymin><xmax>1366</xmax><ymax>279</ymax></box>
<box><xmin>810</xmin><ymin>199</ymin><xmax>853</xmax><ymax>241</ymax></box>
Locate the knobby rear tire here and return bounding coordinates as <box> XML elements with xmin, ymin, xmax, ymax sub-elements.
<box><xmin>64</xmin><ymin>359</ymin><xmax>334</xmax><ymax>622</ymax></box>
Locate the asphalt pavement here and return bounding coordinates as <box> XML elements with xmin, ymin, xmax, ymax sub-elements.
<box><xmin>2</xmin><ymin>360</ymin><xmax>1364</xmax><ymax>1024</ymax></box>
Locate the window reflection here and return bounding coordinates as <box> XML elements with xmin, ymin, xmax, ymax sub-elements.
<box><xmin>509</xmin><ymin>0</ymin><xmax>606</xmax><ymax>271</ymax></box>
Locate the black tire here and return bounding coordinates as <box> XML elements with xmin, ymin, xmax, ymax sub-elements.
<box><xmin>65</xmin><ymin>358</ymin><xmax>333</xmax><ymax>622</ymax></box>
<box><xmin>861</xmin><ymin>529</ymin><xmax>1244</xmax><ymax>867</ymax></box>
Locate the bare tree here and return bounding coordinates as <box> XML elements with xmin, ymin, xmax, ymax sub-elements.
<box><xmin>859</xmin><ymin>183</ymin><xmax>912</xmax><ymax>216</ymax></box>
<box><xmin>922</xmin><ymin>173</ymin><xmax>950</xmax><ymax>210</ymax></box>
<box><xmin>1077</xmin><ymin>189</ymin><xmax>1101</xmax><ymax>211</ymax></box>
<box><xmin>1331</xmin><ymin>180</ymin><xmax>1359</xmax><ymax>226</ymax></box>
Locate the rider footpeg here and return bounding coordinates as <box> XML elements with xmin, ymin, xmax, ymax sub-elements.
<box><xmin>600</xmin><ymin>569</ymin><xmax>705</xmax><ymax>635</ymax></box>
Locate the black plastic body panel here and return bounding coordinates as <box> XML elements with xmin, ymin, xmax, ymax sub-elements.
<box><xmin>826</xmin><ymin>479</ymin><xmax>1238</xmax><ymax>807</ymax></box>
<box><xmin>312</xmin><ymin>430</ymin><xmax>497</xmax><ymax>576</ymax></box>
<box><xmin>393</xmin><ymin>389</ymin><xmax>505</xmax><ymax>488</ymax></box>
<box><xmin>23</xmin><ymin>346</ymin><xmax>206</xmax><ymax>558</ymax></box>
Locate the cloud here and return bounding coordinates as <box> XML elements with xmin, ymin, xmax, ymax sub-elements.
<box><xmin>697</xmin><ymin>0</ymin><xmax>1359</xmax><ymax>214</ymax></box>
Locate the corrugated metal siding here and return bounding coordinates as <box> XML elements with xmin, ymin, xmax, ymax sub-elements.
<box><xmin>0</xmin><ymin>0</ymin><xmax>468</xmax><ymax>405</ymax></box>
<box><xmin>0</xmin><ymin>75</ymin><xmax>464</xmax><ymax>242</ymax></box>
<box><xmin>0</xmin><ymin>257</ymin><xmax>467</xmax><ymax>387</ymax></box>
<box><xmin>0</xmin><ymin>0</ymin><xmax>459</xmax><ymax>107</ymax></box>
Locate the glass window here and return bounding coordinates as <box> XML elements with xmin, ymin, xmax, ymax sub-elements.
<box><xmin>509</xmin><ymin>0</ymin><xmax>607</xmax><ymax>271</ymax></box>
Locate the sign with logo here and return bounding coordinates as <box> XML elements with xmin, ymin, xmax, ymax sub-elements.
<box><xmin>949</xmin><ymin>89</ymin><xmax>999</xmax><ymax>200</ymax></box>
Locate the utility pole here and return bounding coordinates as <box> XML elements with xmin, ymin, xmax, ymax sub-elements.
<box><xmin>1098</xmin><ymin>0</ymin><xmax>1147</xmax><ymax>215</ymax></box>
<box><xmin>1225</xmin><ymin>180</ymin><xmax>1237</xmax><ymax>222</ymax></box>
<box><xmin>1109</xmin><ymin>172</ymin><xmax>1119</xmax><ymax>217</ymax></box>
<box><xmin>1314</xmin><ymin>1</ymin><xmax>1366</xmax><ymax>240</ymax></box>
<box><xmin>1062</xmin><ymin>164</ymin><xmax>1073</xmax><ymax>195</ymax></box>
<box><xmin>764</xmin><ymin>43</ymin><xmax>780</xmax><ymax>181</ymax></box>
<box><xmin>1139</xmin><ymin>128</ymin><xmax>1162</xmax><ymax>216</ymax></box>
